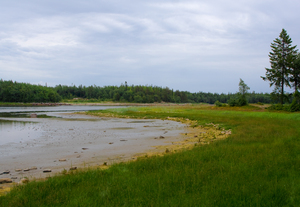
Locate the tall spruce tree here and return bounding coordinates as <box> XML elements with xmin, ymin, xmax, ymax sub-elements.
<box><xmin>290</xmin><ymin>52</ymin><xmax>300</xmax><ymax>93</ymax></box>
<box><xmin>261</xmin><ymin>29</ymin><xmax>298</xmax><ymax>104</ymax></box>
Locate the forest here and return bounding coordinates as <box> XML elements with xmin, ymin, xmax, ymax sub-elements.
<box><xmin>54</xmin><ymin>82</ymin><xmax>272</xmax><ymax>104</ymax></box>
<box><xmin>0</xmin><ymin>80</ymin><xmax>62</xmax><ymax>103</ymax></box>
<box><xmin>0</xmin><ymin>79</ymin><xmax>272</xmax><ymax>104</ymax></box>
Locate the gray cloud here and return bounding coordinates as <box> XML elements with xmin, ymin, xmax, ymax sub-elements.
<box><xmin>0</xmin><ymin>0</ymin><xmax>299</xmax><ymax>93</ymax></box>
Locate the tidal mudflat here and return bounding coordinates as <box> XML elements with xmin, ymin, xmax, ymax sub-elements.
<box><xmin>0</xmin><ymin>112</ymin><xmax>188</xmax><ymax>181</ymax></box>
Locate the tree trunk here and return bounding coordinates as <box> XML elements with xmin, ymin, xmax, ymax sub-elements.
<box><xmin>281</xmin><ymin>41</ymin><xmax>285</xmax><ymax>105</ymax></box>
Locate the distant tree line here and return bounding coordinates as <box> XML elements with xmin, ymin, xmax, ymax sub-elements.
<box><xmin>0</xmin><ymin>80</ymin><xmax>62</xmax><ymax>102</ymax></box>
<box><xmin>54</xmin><ymin>83</ymin><xmax>272</xmax><ymax>104</ymax></box>
<box><xmin>1</xmin><ymin>79</ymin><xmax>273</xmax><ymax>104</ymax></box>
<box><xmin>55</xmin><ymin>83</ymin><xmax>189</xmax><ymax>103</ymax></box>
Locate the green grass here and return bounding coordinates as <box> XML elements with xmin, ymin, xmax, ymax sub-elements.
<box><xmin>1</xmin><ymin>105</ymin><xmax>300</xmax><ymax>206</ymax></box>
<box><xmin>0</xmin><ymin>102</ymin><xmax>33</xmax><ymax>106</ymax></box>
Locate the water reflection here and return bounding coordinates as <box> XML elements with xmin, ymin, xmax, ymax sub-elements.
<box><xmin>0</xmin><ymin>112</ymin><xmax>29</xmax><ymax>118</ymax></box>
<box><xmin>0</xmin><ymin>105</ymin><xmax>127</xmax><ymax>145</ymax></box>
<box><xmin>0</xmin><ymin>105</ymin><xmax>125</xmax><ymax>113</ymax></box>
<box><xmin>0</xmin><ymin>112</ymin><xmax>55</xmax><ymax>118</ymax></box>
<box><xmin>0</xmin><ymin>120</ymin><xmax>42</xmax><ymax>145</ymax></box>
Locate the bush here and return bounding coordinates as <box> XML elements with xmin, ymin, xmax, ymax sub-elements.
<box><xmin>228</xmin><ymin>98</ymin><xmax>238</xmax><ymax>106</ymax></box>
<box><xmin>268</xmin><ymin>104</ymin><xmax>283</xmax><ymax>110</ymax></box>
<box><xmin>227</xmin><ymin>97</ymin><xmax>248</xmax><ymax>107</ymax></box>
<box><xmin>268</xmin><ymin>104</ymin><xmax>295</xmax><ymax>111</ymax></box>
<box><xmin>214</xmin><ymin>100</ymin><xmax>223</xmax><ymax>107</ymax></box>
<box><xmin>238</xmin><ymin>97</ymin><xmax>248</xmax><ymax>106</ymax></box>
<box><xmin>289</xmin><ymin>99</ymin><xmax>300</xmax><ymax>112</ymax></box>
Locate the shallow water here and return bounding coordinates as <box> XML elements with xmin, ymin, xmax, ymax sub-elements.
<box><xmin>0</xmin><ymin>106</ymin><xmax>188</xmax><ymax>180</ymax></box>
<box><xmin>0</xmin><ymin>120</ymin><xmax>42</xmax><ymax>145</ymax></box>
<box><xmin>0</xmin><ymin>105</ymin><xmax>123</xmax><ymax>113</ymax></box>
<box><xmin>0</xmin><ymin>105</ymin><xmax>125</xmax><ymax>145</ymax></box>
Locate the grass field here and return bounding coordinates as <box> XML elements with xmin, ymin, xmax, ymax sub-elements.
<box><xmin>1</xmin><ymin>104</ymin><xmax>299</xmax><ymax>206</ymax></box>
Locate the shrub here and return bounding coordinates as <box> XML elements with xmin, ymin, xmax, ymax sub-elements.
<box><xmin>268</xmin><ymin>104</ymin><xmax>283</xmax><ymax>110</ymax></box>
<box><xmin>214</xmin><ymin>100</ymin><xmax>223</xmax><ymax>107</ymax></box>
<box><xmin>238</xmin><ymin>97</ymin><xmax>248</xmax><ymax>106</ymax></box>
<box><xmin>268</xmin><ymin>104</ymin><xmax>294</xmax><ymax>111</ymax></box>
<box><xmin>289</xmin><ymin>99</ymin><xmax>300</xmax><ymax>112</ymax></box>
<box><xmin>228</xmin><ymin>98</ymin><xmax>238</xmax><ymax>106</ymax></box>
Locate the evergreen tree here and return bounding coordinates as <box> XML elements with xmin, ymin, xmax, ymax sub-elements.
<box><xmin>261</xmin><ymin>29</ymin><xmax>298</xmax><ymax>104</ymax></box>
<box><xmin>290</xmin><ymin>52</ymin><xmax>300</xmax><ymax>93</ymax></box>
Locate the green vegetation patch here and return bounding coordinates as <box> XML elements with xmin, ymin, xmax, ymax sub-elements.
<box><xmin>0</xmin><ymin>80</ymin><xmax>62</xmax><ymax>103</ymax></box>
<box><xmin>1</xmin><ymin>105</ymin><xmax>300</xmax><ymax>206</ymax></box>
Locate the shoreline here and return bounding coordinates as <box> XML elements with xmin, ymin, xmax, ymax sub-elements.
<box><xmin>0</xmin><ymin>114</ymin><xmax>189</xmax><ymax>189</ymax></box>
<box><xmin>0</xmin><ymin>113</ymin><xmax>230</xmax><ymax>195</ymax></box>
<box><xmin>0</xmin><ymin>102</ymin><xmax>199</xmax><ymax>107</ymax></box>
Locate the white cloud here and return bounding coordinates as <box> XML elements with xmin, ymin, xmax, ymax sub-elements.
<box><xmin>80</xmin><ymin>13</ymin><xmax>133</xmax><ymax>33</ymax></box>
<box><xmin>6</xmin><ymin>31</ymin><xmax>78</xmax><ymax>48</ymax></box>
<box><xmin>150</xmin><ymin>2</ymin><xmax>213</xmax><ymax>13</ymax></box>
<box><xmin>119</xmin><ymin>56</ymin><xmax>138</xmax><ymax>64</ymax></box>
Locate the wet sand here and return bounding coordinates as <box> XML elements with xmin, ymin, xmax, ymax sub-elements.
<box><xmin>0</xmin><ymin>113</ymin><xmax>188</xmax><ymax>181</ymax></box>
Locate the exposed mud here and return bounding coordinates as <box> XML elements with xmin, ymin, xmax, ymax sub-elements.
<box><xmin>0</xmin><ymin>110</ymin><xmax>231</xmax><ymax>195</ymax></box>
<box><xmin>0</xmin><ymin>113</ymin><xmax>188</xmax><ymax>183</ymax></box>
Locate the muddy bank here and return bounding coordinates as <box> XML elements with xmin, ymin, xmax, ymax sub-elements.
<box><xmin>0</xmin><ymin>113</ymin><xmax>189</xmax><ymax>182</ymax></box>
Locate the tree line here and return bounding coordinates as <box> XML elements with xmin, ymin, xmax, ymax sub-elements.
<box><xmin>0</xmin><ymin>80</ymin><xmax>62</xmax><ymax>103</ymax></box>
<box><xmin>0</xmin><ymin>79</ymin><xmax>273</xmax><ymax>104</ymax></box>
<box><xmin>54</xmin><ymin>82</ymin><xmax>272</xmax><ymax>104</ymax></box>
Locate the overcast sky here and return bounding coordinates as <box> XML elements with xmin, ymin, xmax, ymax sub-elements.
<box><xmin>1</xmin><ymin>0</ymin><xmax>300</xmax><ymax>93</ymax></box>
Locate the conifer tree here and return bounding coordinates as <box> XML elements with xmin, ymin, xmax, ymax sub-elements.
<box><xmin>261</xmin><ymin>29</ymin><xmax>298</xmax><ymax>104</ymax></box>
<box><xmin>290</xmin><ymin>53</ymin><xmax>300</xmax><ymax>93</ymax></box>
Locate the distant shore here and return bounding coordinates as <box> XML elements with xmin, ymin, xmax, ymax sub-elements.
<box><xmin>0</xmin><ymin>102</ymin><xmax>196</xmax><ymax>107</ymax></box>
<box><xmin>0</xmin><ymin>102</ymin><xmax>71</xmax><ymax>106</ymax></box>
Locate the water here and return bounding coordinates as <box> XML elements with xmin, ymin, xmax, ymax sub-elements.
<box><xmin>0</xmin><ymin>105</ymin><xmax>187</xmax><ymax>179</ymax></box>
<box><xmin>0</xmin><ymin>120</ymin><xmax>41</xmax><ymax>145</ymax></box>
<box><xmin>0</xmin><ymin>105</ymin><xmax>126</xmax><ymax>145</ymax></box>
<box><xmin>0</xmin><ymin>105</ymin><xmax>124</xmax><ymax>114</ymax></box>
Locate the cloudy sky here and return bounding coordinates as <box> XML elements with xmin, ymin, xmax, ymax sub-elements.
<box><xmin>1</xmin><ymin>0</ymin><xmax>300</xmax><ymax>93</ymax></box>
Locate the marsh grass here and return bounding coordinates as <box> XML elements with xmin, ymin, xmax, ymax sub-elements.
<box><xmin>0</xmin><ymin>102</ymin><xmax>33</xmax><ymax>106</ymax></box>
<box><xmin>1</xmin><ymin>105</ymin><xmax>300</xmax><ymax>206</ymax></box>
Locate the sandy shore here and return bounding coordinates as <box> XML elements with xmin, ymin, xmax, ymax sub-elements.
<box><xmin>0</xmin><ymin>113</ymin><xmax>189</xmax><ymax>182</ymax></box>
